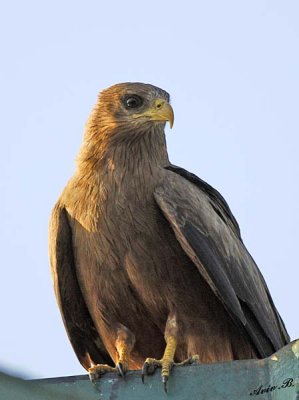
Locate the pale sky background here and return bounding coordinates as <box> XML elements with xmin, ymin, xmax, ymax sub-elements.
<box><xmin>0</xmin><ymin>0</ymin><xmax>298</xmax><ymax>379</ymax></box>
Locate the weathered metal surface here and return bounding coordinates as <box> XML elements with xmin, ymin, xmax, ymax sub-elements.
<box><xmin>1</xmin><ymin>340</ymin><xmax>298</xmax><ymax>399</ymax></box>
<box><xmin>0</xmin><ymin>372</ymin><xmax>80</xmax><ymax>400</ymax></box>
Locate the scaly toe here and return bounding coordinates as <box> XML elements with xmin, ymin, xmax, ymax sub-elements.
<box><xmin>141</xmin><ymin>358</ymin><xmax>162</xmax><ymax>383</ymax></box>
<box><xmin>141</xmin><ymin>356</ymin><xmax>174</xmax><ymax>391</ymax></box>
<box><xmin>175</xmin><ymin>354</ymin><xmax>200</xmax><ymax>367</ymax></box>
<box><xmin>88</xmin><ymin>364</ymin><xmax>116</xmax><ymax>383</ymax></box>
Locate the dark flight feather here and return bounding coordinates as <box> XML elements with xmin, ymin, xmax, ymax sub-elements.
<box><xmin>155</xmin><ymin>166</ymin><xmax>290</xmax><ymax>357</ymax></box>
<box><xmin>49</xmin><ymin>205</ymin><xmax>113</xmax><ymax>369</ymax></box>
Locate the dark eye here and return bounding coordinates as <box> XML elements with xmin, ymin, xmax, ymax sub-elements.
<box><xmin>124</xmin><ymin>95</ymin><xmax>143</xmax><ymax>109</ymax></box>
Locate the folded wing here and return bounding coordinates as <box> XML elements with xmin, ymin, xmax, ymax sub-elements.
<box><xmin>153</xmin><ymin>165</ymin><xmax>289</xmax><ymax>357</ymax></box>
<box><xmin>49</xmin><ymin>205</ymin><xmax>113</xmax><ymax>370</ymax></box>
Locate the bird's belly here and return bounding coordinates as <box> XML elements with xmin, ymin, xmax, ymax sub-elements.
<box><xmin>119</xmin><ymin>213</ymin><xmax>254</xmax><ymax>363</ymax></box>
<box><xmin>72</xmin><ymin>206</ymin><xmax>254</xmax><ymax>366</ymax></box>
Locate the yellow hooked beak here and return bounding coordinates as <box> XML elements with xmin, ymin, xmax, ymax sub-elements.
<box><xmin>134</xmin><ymin>98</ymin><xmax>174</xmax><ymax>128</ymax></box>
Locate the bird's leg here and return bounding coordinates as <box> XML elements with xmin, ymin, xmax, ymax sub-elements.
<box><xmin>142</xmin><ymin>314</ymin><xmax>199</xmax><ymax>392</ymax></box>
<box><xmin>88</xmin><ymin>324</ymin><xmax>135</xmax><ymax>383</ymax></box>
<box><xmin>115</xmin><ymin>325</ymin><xmax>136</xmax><ymax>377</ymax></box>
<box><xmin>142</xmin><ymin>314</ymin><xmax>177</xmax><ymax>390</ymax></box>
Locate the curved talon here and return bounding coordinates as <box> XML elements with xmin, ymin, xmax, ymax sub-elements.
<box><xmin>116</xmin><ymin>362</ymin><xmax>126</xmax><ymax>378</ymax></box>
<box><xmin>89</xmin><ymin>373</ymin><xmax>96</xmax><ymax>385</ymax></box>
<box><xmin>162</xmin><ymin>375</ymin><xmax>168</xmax><ymax>393</ymax></box>
<box><xmin>141</xmin><ymin>362</ymin><xmax>149</xmax><ymax>383</ymax></box>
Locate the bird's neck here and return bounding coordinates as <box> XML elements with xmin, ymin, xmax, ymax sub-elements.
<box><xmin>66</xmin><ymin>124</ymin><xmax>169</xmax><ymax>232</ymax></box>
<box><xmin>77</xmin><ymin>124</ymin><xmax>170</xmax><ymax>179</ymax></box>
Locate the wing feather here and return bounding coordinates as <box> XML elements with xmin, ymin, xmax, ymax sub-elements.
<box><xmin>49</xmin><ymin>204</ymin><xmax>113</xmax><ymax>370</ymax></box>
<box><xmin>154</xmin><ymin>166</ymin><xmax>289</xmax><ymax>357</ymax></box>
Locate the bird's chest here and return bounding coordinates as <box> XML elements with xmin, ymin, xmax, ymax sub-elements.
<box><xmin>71</xmin><ymin>171</ymin><xmax>164</xmax><ymax>270</ymax></box>
<box><xmin>71</xmin><ymin>172</ymin><xmax>176</xmax><ymax>322</ymax></box>
<box><xmin>99</xmin><ymin>176</ymin><xmax>161</xmax><ymax>259</ymax></box>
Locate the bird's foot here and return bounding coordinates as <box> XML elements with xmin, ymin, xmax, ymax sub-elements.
<box><xmin>115</xmin><ymin>326</ymin><xmax>134</xmax><ymax>379</ymax></box>
<box><xmin>142</xmin><ymin>356</ymin><xmax>173</xmax><ymax>392</ymax></box>
<box><xmin>142</xmin><ymin>354</ymin><xmax>199</xmax><ymax>392</ymax></box>
<box><xmin>141</xmin><ymin>354</ymin><xmax>199</xmax><ymax>393</ymax></box>
<box><xmin>89</xmin><ymin>325</ymin><xmax>134</xmax><ymax>383</ymax></box>
<box><xmin>88</xmin><ymin>360</ymin><xmax>129</xmax><ymax>383</ymax></box>
<box><xmin>141</xmin><ymin>320</ymin><xmax>199</xmax><ymax>393</ymax></box>
<box><xmin>88</xmin><ymin>364</ymin><xmax>116</xmax><ymax>383</ymax></box>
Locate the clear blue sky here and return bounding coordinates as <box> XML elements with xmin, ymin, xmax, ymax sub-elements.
<box><xmin>0</xmin><ymin>0</ymin><xmax>298</xmax><ymax>379</ymax></box>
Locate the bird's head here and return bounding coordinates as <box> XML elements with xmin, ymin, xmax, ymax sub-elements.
<box><xmin>79</xmin><ymin>83</ymin><xmax>173</xmax><ymax>168</ymax></box>
<box><xmin>90</xmin><ymin>82</ymin><xmax>174</xmax><ymax>131</ymax></box>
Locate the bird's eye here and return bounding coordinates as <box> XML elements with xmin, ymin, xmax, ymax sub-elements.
<box><xmin>124</xmin><ymin>95</ymin><xmax>143</xmax><ymax>109</ymax></box>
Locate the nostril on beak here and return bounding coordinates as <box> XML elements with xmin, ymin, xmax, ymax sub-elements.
<box><xmin>156</xmin><ymin>101</ymin><xmax>164</xmax><ymax>109</ymax></box>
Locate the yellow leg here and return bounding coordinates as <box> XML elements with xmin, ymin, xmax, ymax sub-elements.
<box><xmin>89</xmin><ymin>324</ymin><xmax>135</xmax><ymax>383</ymax></box>
<box><xmin>115</xmin><ymin>327</ymin><xmax>135</xmax><ymax>377</ymax></box>
<box><xmin>142</xmin><ymin>315</ymin><xmax>199</xmax><ymax>392</ymax></box>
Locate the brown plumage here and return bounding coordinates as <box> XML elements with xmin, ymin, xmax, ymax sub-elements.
<box><xmin>49</xmin><ymin>83</ymin><xmax>289</xmax><ymax>381</ymax></box>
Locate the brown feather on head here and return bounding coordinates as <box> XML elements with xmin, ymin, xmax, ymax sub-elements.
<box><xmin>85</xmin><ymin>82</ymin><xmax>173</xmax><ymax>134</ymax></box>
<box><xmin>77</xmin><ymin>82</ymin><xmax>173</xmax><ymax>168</ymax></box>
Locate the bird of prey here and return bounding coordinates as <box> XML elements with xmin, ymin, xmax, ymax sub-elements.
<box><xmin>49</xmin><ymin>82</ymin><xmax>289</xmax><ymax>390</ymax></box>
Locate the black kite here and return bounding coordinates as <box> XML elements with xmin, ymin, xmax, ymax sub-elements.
<box><xmin>49</xmin><ymin>83</ymin><xmax>289</xmax><ymax>390</ymax></box>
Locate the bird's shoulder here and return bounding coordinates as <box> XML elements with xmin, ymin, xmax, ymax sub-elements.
<box><xmin>161</xmin><ymin>164</ymin><xmax>241</xmax><ymax>239</ymax></box>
